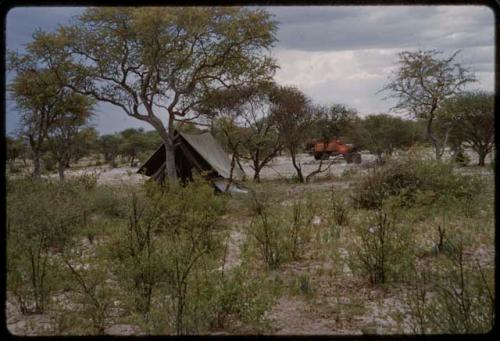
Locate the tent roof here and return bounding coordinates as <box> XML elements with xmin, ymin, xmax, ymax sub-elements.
<box><xmin>137</xmin><ymin>131</ymin><xmax>245</xmax><ymax>181</ymax></box>
<box><xmin>178</xmin><ymin>131</ymin><xmax>245</xmax><ymax>180</ymax></box>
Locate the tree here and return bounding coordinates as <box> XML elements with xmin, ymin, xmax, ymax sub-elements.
<box><xmin>44</xmin><ymin>93</ymin><xmax>94</xmax><ymax>180</ymax></box>
<box><xmin>381</xmin><ymin>49</ymin><xmax>476</xmax><ymax>160</ymax></box>
<box><xmin>6</xmin><ymin>135</ymin><xmax>29</xmax><ymax>168</ymax></box>
<box><xmin>72</xmin><ymin>127</ymin><xmax>100</xmax><ymax>165</ymax></box>
<box><xmin>119</xmin><ymin>128</ymin><xmax>149</xmax><ymax>167</ymax></box>
<box><xmin>270</xmin><ymin>86</ymin><xmax>316</xmax><ymax>183</ymax></box>
<box><xmin>439</xmin><ymin>92</ymin><xmax>494</xmax><ymax>166</ymax></box>
<box><xmin>22</xmin><ymin>7</ymin><xmax>277</xmax><ymax>181</ymax></box>
<box><xmin>312</xmin><ymin>103</ymin><xmax>359</xmax><ymax>141</ymax></box>
<box><xmin>358</xmin><ymin>114</ymin><xmax>423</xmax><ymax>163</ymax></box>
<box><xmin>8</xmin><ymin>67</ymin><xmax>65</xmax><ymax>178</ymax></box>
<box><xmin>203</xmin><ymin>83</ymin><xmax>282</xmax><ymax>182</ymax></box>
<box><xmin>98</xmin><ymin>134</ymin><xmax>122</xmax><ymax>167</ymax></box>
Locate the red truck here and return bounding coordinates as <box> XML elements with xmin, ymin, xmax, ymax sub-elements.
<box><xmin>307</xmin><ymin>138</ymin><xmax>362</xmax><ymax>163</ymax></box>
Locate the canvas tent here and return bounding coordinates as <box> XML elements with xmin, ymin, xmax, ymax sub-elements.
<box><xmin>137</xmin><ymin>131</ymin><xmax>247</xmax><ymax>193</ymax></box>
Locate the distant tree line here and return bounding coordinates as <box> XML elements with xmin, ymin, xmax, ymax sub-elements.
<box><xmin>6</xmin><ymin>127</ymin><xmax>164</xmax><ymax>178</ymax></box>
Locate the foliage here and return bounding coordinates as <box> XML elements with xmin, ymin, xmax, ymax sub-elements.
<box><xmin>98</xmin><ymin>134</ymin><xmax>122</xmax><ymax>167</ymax></box>
<box><xmin>352</xmin><ymin>207</ymin><xmax>414</xmax><ymax>284</ymax></box>
<box><xmin>354</xmin><ymin>114</ymin><xmax>424</xmax><ymax>162</ymax></box>
<box><xmin>107</xmin><ymin>177</ymin><xmax>227</xmax><ymax>334</ymax></box>
<box><xmin>437</xmin><ymin>91</ymin><xmax>494</xmax><ymax>166</ymax></box>
<box><xmin>205</xmin><ymin>82</ymin><xmax>283</xmax><ymax>182</ymax></box>
<box><xmin>7</xmin><ymin>60</ymin><xmax>94</xmax><ymax>178</ymax></box>
<box><xmin>6</xmin><ymin>178</ymin><xmax>95</xmax><ymax>313</ymax></box>
<box><xmin>311</xmin><ymin>103</ymin><xmax>359</xmax><ymax>141</ymax></box>
<box><xmin>352</xmin><ymin>157</ymin><xmax>485</xmax><ymax>211</ymax></box>
<box><xmin>55</xmin><ymin>250</ymin><xmax>116</xmax><ymax>334</ymax></box>
<box><xmin>407</xmin><ymin>242</ymin><xmax>494</xmax><ymax>333</ymax></box>
<box><xmin>21</xmin><ymin>7</ymin><xmax>277</xmax><ymax>179</ymax></box>
<box><xmin>270</xmin><ymin>85</ymin><xmax>315</xmax><ymax>183</ymax></box>
<box><xmin>381</xmin><ymin>49</ymin><xmax>476</xmax><ymax>160</ymax></box>
<box><xmin>247</xmin><ymin>192</ymin><xmax>314</xmax><ymax>269</ymax></box>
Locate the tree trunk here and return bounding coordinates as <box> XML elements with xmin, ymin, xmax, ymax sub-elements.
<box><xmin>58</xmin><ymin>161</ymin><xmax>65</xmax><ymax>181</ymax></box>
<box><xmin>478</xmin><ymin>149</ymin><xmax>487</xmax><ymax>166</ymax></box>
<box><xmin>253</xmin><ymin>169</ymin><xmax>261</xmax><ymax>182</ymax></box>
<box><xmin>32</xmin><ymin>153</ymin><xmax>42</xmax><ymax>179</ymax></box>
<box><xmin>164</xmin><ymin>138</ymin><xmax>177</xmax><ymax>180</ymax></box>
<box><xmin>252</xmin><ymin>158</ymin><xmax>261</xmax><ymax>183</ymax></box>
<box><xmin>290</xmin><ymin>149</ymin><xmax>304</xmax><ymax>183</ymax></box>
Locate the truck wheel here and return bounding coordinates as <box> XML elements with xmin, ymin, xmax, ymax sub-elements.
<box><xmin>314</xmin><ymin>154</ymin><xmax>322</xmax><ymax>160</ymax></box>
<box><xmin>344</xmin><ymin>153</ymin><xmax>353</xmax><ymax>163</ymax></box>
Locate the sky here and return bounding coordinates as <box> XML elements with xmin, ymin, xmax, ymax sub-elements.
<box><xmin>5</xmin><ymin>5</ymin><xmax>495</xmax><ymax>135</ymax></box>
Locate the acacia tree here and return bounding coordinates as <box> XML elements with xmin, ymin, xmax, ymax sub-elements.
<box><xmin>119</xmin><ymin>128</ymin><xmax>149</xmax><ymax>167</ymax></box>
<box><xmin>439</xmin><ymin>91</ymin><xmax>494</xmax><ymax>166</ymax></box>
<box><xmin>204</xmin><ymin>83</ymin><xmax>282</xmax><ymax>182</ymax></box>
<box><xmin>358</xmin><ymin>114</ymin><xmax>423</xmax><ymax>163</ymax></box>
<box><xmin>8</xmin><ymin>68</ymin><xmax>66</xmax><ymax>178</ymax></box>
<box><xmin>381</xmin><ymin>49</ymin><xmax>476</xmax><ymax>160</ymax></box>
<box><xmin>18</xmin><ymin>7</ymin><xmax>277</xmax><ymax>180</ymax></box>
<box><xmin>313</xmin><ymin>103</ymin><xmax>359</xmax><ymax>141</ymax></box>
<box><xmin>270</xmin><ymin>86</ymin><xmax>317</xmax><ymax>183</ymax></box>
<box><xmin>45</xmin><ymin>94</ymin><xmax>94</xmax><ymax>180</ymax></box>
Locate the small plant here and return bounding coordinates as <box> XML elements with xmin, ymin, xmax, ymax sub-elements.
<box><xmin>352</xmin><ymin>207</ymin><xmax>414</xmax><ymax>284</ymax></box>
<box><xmin>296</xmin><ymin>273</ymin><xmax>313</xmax><ymax>296</ymax></box>
<box><xmin>406</xmin><ymin>239</ymin><xmax>495</xmax><ymax>333</ymax></box>
<box><xmin>327</xmin><ymin>187</ymin><xmax>349</xmax><ymax>227</ymax></box>
<box><xmin>454</xmin><ymin>149</ymin><xmax>470</xmax><ymax>166</ymax></box>
<box><xmin>247</xmin><ymin>193</ymin><xmax>314</xmax><ymax>270</ymax></box>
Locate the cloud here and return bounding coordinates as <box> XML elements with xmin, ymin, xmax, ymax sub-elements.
<box><xmin>5</xmin><ymin>5</ymin><xmax>495</xmax><ymax>135</ymax></box>
<box><xmin>270</xmin><ymin>5</ymin><xmax>494</xmax><ymax>52</ymax></box>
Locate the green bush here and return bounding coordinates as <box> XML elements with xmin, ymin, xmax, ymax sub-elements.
<box><xmin>6</xmin><ymin>178</ymin><xmax>91</xmax><ymax>313</ymax></box>
<box><xmin>247</xmin><ymin>193</ymin><xmax>314</xmax><ymax>270</ymax></box>
<box><xmin>352</xmin><ymin>207</ymin><xmax>414</xmax><ymax>284</ymax></box>
<box><xmin>352</xmin><ymin>158</ymin><xmax>485</xmax><ymax>212</ymax></box>
<box><xmin>107</xmin><ymin>177</ymin><xmax>227</xmax><ymax>334</ymax></box>
<box><xmin>407</xmin><ymin>241</ymin><xmax>494</xmax><ymax>333</ymax></box>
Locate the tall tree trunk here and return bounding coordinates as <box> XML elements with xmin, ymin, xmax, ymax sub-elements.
<box><xmin>290</xmin><ymin>147</ymin><xmax>304</xmax><ymax>183</ymax></box>
<box><xmin>164</xmin><ymin>138</ymin><xmax>177</xmax><ymax>180</ymax></box>
<box><xmin>32</xmin><ymin>153</ymin><xmax>42</xmax><ymax>179</ymax></box>
<box><xmin>252</xmin><ymin>157</ymin><xmax>261</xmax><ymax>183</ymax></box>
<box><xmin>57</xmin><ymin>160</ymin><xmax>65</xmax><ymax>181</ymax></box>
<box><xmin>478</xmin><ymin>149</ymin><xmax>487</xmax><ymax>166</ymax></box>
<box><xmin>29</xmin><ymin>136</ymin><xmax>42</xmax><ymax>179</ymax></box>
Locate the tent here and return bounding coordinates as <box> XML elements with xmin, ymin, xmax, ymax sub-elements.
<box><xmin>137</xmin><ymin>131</ymin><xmax>247</xmax><ymax>193</ymax></box>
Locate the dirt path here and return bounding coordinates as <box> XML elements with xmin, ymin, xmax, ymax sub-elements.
<box><xmin>265</xmin><ymin>297</ymin><xmax>337</xmax><ymax>335</ymax></box>
<box><xmin>223</xmin><ymin>228</ymin><xmax>247</xmax><ymax>271</ymax></box>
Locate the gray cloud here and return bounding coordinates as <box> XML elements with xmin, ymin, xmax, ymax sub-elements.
<box><xmin>270</xmin><ymin>6</ymin><xmax>493</xmax><ymax>52</ymax></box>
<box><xmin>5</xmin><ymin>5</ymin><xmax>495</xmax><ymax>135</ymax></box>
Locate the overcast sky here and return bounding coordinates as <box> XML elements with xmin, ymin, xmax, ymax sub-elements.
<box><xmin>5</xmin><ymin>5</ymin><xmax>495</xmax><ymax>135</ymax></box>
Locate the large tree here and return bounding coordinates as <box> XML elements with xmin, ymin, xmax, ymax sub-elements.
<box><xmin>16</xmin><ymin>7</ymin><xmax>277</xmax><ymax>180</ymax></box>
<box><xmin>381</xmin><ymin>49</ymin><xmax>476</xmax><ymax>160</ymax></box>
<box><xmin>438</xmin><ymin>91</ymin><xmax>495</xmax><ymax>166</ymax></box>
<box><xmin>44</xmin><ymin>94</ymin><xmax>95</xmax><ymax>180</ymax></box>
<box><xmin>357</xmin><ymin>114</ymin><xmax>423</xmax><ymax>163</ymax></box>
<box><xmin>7</xmin><ymin>64</ymin><xmax>93</xmax><ymax>178</ymax></box>
<box><xmin>312</xmin><ymin>103</ymin><xmax>359</xmax><ymax>142</ymax></box>
<box><xmin>270</xmin><ymin>86</ymin><xmax>317</xmax><ymax>183</ymax></box>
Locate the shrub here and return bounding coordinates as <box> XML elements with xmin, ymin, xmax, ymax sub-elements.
<box><xmin>407</xmin><ymin>240</ymin><xmax>494</xmax><ymax>333</ymax></box>
<box><xmin>327</xmin><ymin>187</ymin><xmax>350</xmax><ymax>227</ymax></box>
<box><xmin>247</xmin><ymin>193</ymin><xmax>314</xmax><ymax>270</ymax></box>
<box><xmin>352</xmin><ymin>158</ymin><xmax>485</xmax><ymax>212</ymax></box>
<box><xmin>352</xmin><ymin>207</ymin><xmax>414</xmax><ymax>284</ymax></box>
<box><xmin>107</xmin><ymin>177</ymin><xmax>227</xmax><ymax>334</ymax></box>
<box><xmin>6</xmin><ymin>178</ymin><xmax>90</xmax><ymax>313</ymax></box>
